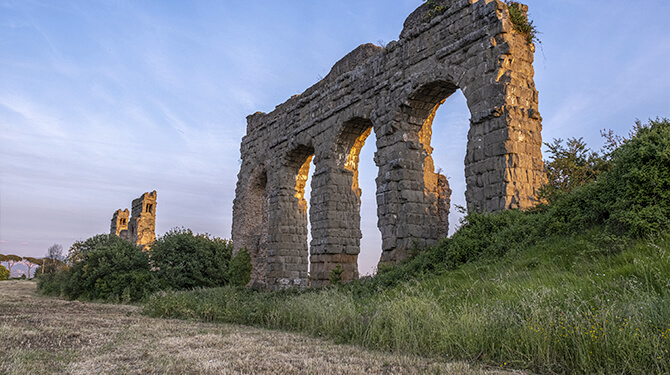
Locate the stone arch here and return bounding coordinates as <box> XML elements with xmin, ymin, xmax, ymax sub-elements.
<box><xmin>309</xmin><ymin>117</ymin><xmax>374</xmax><ymax>286</ymax></box>
<box><xmin>233</xmin><ymin>0</ymin><xmax>545</xmax><ymax>289</ymax></box>
<box><xmin>374</xmin><ymin>80</ymin><xmax>460</xmax><ymax>262</ymax></box>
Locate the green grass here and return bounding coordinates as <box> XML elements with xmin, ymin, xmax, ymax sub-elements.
<box><xmin>142</xmin><ymin>119</ymin><xmax>669</xmax><ymax>373</ymax></box>
<box><xmin>143</xmin><ymin>231</ymin><xmax>670</xmax><ymax>374</ymax></box>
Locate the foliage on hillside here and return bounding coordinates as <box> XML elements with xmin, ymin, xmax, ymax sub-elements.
<box><xmin>143</xmin><ymin>118</ymin><xmax>670</xmax><ymax>374</ymax></box>
<box><xmin>0</xmin><ymin>264</ymin><xmax>9</xmax><ymax>280</ymax></box>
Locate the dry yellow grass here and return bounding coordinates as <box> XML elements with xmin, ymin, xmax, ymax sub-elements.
<box><xmin>0</xmin><ymin>281</ymin><xmax>523</xmax><ymax>374</ymax></box>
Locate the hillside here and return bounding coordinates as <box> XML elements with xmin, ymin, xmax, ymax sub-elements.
<box><xmin>143</xmin><ymin>119</ymin><xmax>670</xmax><ymax>374</ymax></box>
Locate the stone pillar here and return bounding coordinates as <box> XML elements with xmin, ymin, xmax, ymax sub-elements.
<box><xmin>128</xmin><ymin>191</ymin><xmax>156</xmax><ymax>251</ymax></box>
<box><xmin>264</xmin><ymin>153</ymin><xmax>311</xmax><ymax>290</ymax></box>
<box><xmin>309</xmin><ymin>160</ymin><xmax>362</xmax><ymax>286</ymax></box>
<box><xmin>463</xmin><ymin>3</ymin><xmax>544</xmax><ymax>212</ymax></box>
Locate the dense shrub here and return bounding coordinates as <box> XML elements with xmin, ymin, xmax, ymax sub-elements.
<box><xmin>539</xmin><ymin>137</ymin><xmax>610</xmax><ymax>204</ymax></box>
<box><xmin>63</xmin><ymin>234</ymin><xmax>156</xmax><ymax>302</ymax></box>
<box><xmin>228</xmin><ymin>248</ymin><xmax>252</xmax><ymax>287</ymax></box>
<box><xmin>0</xmin><ymin>265</ymin><xmax>9</xmax><ymax>280</ymax></box>
<box><xmin>545</xmin><ymin>118</ymin><xmax>670</xmax><ymax>237</ymax></box>
<box><xmin>150</xmin><ymin>228</ymin><xmax>233</xmax><ymax>290</ymax></box>
<box><xmin>37</xmin><ymin>267</ymin><xmax>71</xmax><ymax>296</ymax></box>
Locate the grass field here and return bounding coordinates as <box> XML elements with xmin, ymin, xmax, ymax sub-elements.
<box><xmin>143</xmin><ymin>233</ymin><xmax>670</xmax><ymax>374</ymax></box>
<box><xmin>0</xmin><ymin>280</ymin><xmax>521</xmax><ymax>375</ymax></box>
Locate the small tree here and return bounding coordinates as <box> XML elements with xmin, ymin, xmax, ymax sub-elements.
<box><xmin>539</xmin><ymin>137</ymin><xmax>610</xmax><ymax>203</ymax></box>
<box><xmin>22</xmin><ymin>257</ymin><xmax>42</xmax><ymax>278</ymax></box>
<box><xmin>3</xmin><ymin>254</ymin><xmax>23</xmax><ymax>278</ymax></box>
<box><xmin>0</xmin><ymin>264</ymin><xmax>9</xmax><ymax>280</ymax></box>
<box><xmin>42</xmin><ymin>244</ymin><xmax>65</xmax><ymax>274</ymax></box>
<box><xmin>329</xmin><ymin>264</ymin><xmax>344</xmax><ymax>286</ymax></box>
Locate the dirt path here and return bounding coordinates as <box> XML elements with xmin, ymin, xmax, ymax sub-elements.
<box><xmin>0</xmin><ymin>281</ymin><xmax>519</xmax><ymax>374</ymax></box>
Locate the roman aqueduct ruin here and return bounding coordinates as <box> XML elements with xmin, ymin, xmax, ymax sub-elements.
<box><xmin>232</xmin><ymin>0</ymin><xmax>544</xmax><ymax>289</ymax></box>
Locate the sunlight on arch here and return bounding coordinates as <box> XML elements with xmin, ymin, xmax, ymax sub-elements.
<box><xmin>303</xmin><ymin>90</ymin><xmax>469</xmax><ymax>279</ymax></box>
<box><xmin>298</xmin><ymin>157</ymin><xmax>315</xmax><ymax>275</ymax></box>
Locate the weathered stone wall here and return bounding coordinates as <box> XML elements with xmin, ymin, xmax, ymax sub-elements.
<box><xmin>111</xmin><ymin>191</ymin><xmax>157</xmax><ymax>250</ymax></box>
<box><xmin>110</xmin><ymin>208</ymin><xmax>129</xmax><ymax>239</ymax></box>
<box><xmin>232</xmin><ymin>0</ymin><xmax>543</xmax><ymax>289</ymax></box>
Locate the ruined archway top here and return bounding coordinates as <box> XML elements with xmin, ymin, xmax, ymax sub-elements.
<box><xmin>246</xmin><ymin>0</ymin><xmax>510</xmax><ymax>122</ymax></box>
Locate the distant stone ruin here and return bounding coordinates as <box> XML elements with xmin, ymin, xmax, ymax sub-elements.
<box><xmin>111</xmin><ymin>191</ymin><xmax>157</xmax><ymax>250</ymax></box>
<box><xmin>232</xmin><ymin>0</ymin><xmax>544</xmax><ymax>289</ymax></box>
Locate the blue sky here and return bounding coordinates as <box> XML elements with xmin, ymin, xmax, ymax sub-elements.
<box><xmin>1</xmin><ymin>0</ymin><xmax>668</xmax><ymax>275</ymax></box>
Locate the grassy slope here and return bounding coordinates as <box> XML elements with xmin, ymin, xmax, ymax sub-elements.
<box><xmin>143</xmin><ymin>232</ymin><xmax>670</xmax><ymax>374</ymax></box>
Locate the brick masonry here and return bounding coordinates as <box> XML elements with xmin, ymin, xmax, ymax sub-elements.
<box><xmin>232</xmin><ymin>0</ymin><xmax>544</xmax><ymax>289</ymax></box>
<box><xmin>111</xmin><ymin>191</ymin><xmax>157</xmax><ymax>251</ymax></box>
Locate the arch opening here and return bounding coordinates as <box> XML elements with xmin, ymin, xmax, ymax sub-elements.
<box><xmin>408</xmin><ymin>81</ymin><xmax>471</xmax><ymax>236</ymax></box>
<box><xmin>408</xmin><ymin>81</ymin><xmax>473</xmax><ymax>234</ymax></box>
<box><xmin>378</xmin><ymin>80</ymin><xmax>468</xmax><ymax>263</ymax></box>
<box><xmin>337</xmin><ymin>119</ymin><xmax>381</xmax><ymax>277</ymax></box>
<box><xmin>282</xmin><ymin>145</ymin><xmax>315</xmax><ymax>286</ymax></box>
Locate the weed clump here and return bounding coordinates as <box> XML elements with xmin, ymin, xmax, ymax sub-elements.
<box><xmin>506</xmin><ymin>1</ymin><xmax>539</xmax><ymax>44</ymax></box>
<box><xmin>423</xmin><ymin>0</ymin><xmax>448</xmax><ymax>19</ymax></box>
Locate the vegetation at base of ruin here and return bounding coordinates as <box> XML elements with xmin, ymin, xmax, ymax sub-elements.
<box><xmin>228</xmin><ymin>247</ymin><xmax>252</xmax><ymax>287</ymax></box>
<box><xmin>506</xmin><ymin>1</ymin><xmax>539</xmax><ymax>44</ymax></box>
<box><xmin>0</xmin><ymin>264</ymin><xmax>9</xmax><ymax>280</ymax></box>
<box><xmin>36</xmin><ymin>229</ymin><xmax>248</xmax><ymax>302</ymax></box>
<box><xmin>143</xmin><ymin>118</ymin><xmax>670</xmax><ymax>374</ymax></box>
<box><xmin>329</xmin><ymin>264</ymin><xmax>344</xmax><ymax>286</ymax></box>
<box><xmin>151</xmin><ymin>228</ymin><xmax>233</xmax><ymax>290</ymax></box>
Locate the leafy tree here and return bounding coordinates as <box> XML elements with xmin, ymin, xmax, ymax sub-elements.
<box><xmin>150</xmin><ymin>228</ymin><xmax>233</xmax><ymax>290</ymax></box>
<box><xmin>41</xmin><ymin>244</ymin><xmax>66</xmax><ymax>275</ymax></box>
<box><xmin>539</xmin><ymin>137</ymin><xmax>610</xmax><ymax>203</ymax></box>
<box><xmin>22</xmin><ymin>257</ymin><xmax>42</xmax><ymax>278</ymax></box>
<box><xmin>229</xmin><ymin>248</ymin><xmax>252</xmax><ymax>287</ymax></box>
<box><xmin>545</xmin><ymin>118</ymin><xmax>670</xmax><ymax>238</ymax></box>
<box><xmin>3</xmin><ymin>254</ymin><xmax>23</xmax><ymax>278</ymax></box>
<box><xmin>64</xmin><ymin>234</ymin><xmax>156</xmax><ymax>302</ymax></box>
<box><xmin>0</xmin><ymin>264</ymin><xmax>9</xmax><ymax>280</ymax></box>
<box><xmin>599</xmin><ymin>118</ymin><xmax>670</xmax><ymax>236</ymax></box>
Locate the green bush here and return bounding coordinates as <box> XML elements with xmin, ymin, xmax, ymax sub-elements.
<box><xmin>0</xmin><ymin>265</ymin><xmax>9</xmax><ymax>280</ymax></box>
<box><xmin>63</xmin><ymin>234</ymin><xmax>156</xmax><ymax>302</ymax></box>
<box><xmin>150</xmin><ymin>228</ymin><xmax>233</xmax><ymax>290</ymax></box>
<box><xmin>36</xmin><ymin>267</ymin><xmax>71</xmax><ymax>297</ymax></box>
<box><xmin>545</xmin><ymin>118</ymin><xmax>670</xmax><ymax>238</ymax></box>
<box><xmin>601</xmin><ymin>118</ymin><xmax>670</xmax><ymax>236</ymax></box>
<box><xmin>228</xmin><ymin>247</ymin><xmax>252</xmax><ymax>287</ymax></box>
